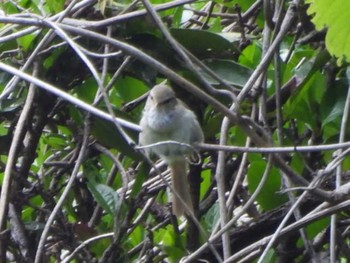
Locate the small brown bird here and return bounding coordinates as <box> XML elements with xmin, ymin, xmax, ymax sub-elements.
<box><xmin>139</xmin><ymin>83</ymin><xmax>204</xmax><ymax>217</ymax></box>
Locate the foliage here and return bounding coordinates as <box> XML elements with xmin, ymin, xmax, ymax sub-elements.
<box><xmin>0</xmin><ymin>0</ymin><xmax>349</xmax><ymax>262</ymax></box>
<box><xmin>307</xmin><ymin>0</ymin><xmax>350</xmax><ymax>63</ymax></box>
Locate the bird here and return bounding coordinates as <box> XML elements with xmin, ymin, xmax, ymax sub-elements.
<box><xmin>139</xmin><ymin>83</ymin><xmax>204</xmax><ymax>217</ymax></box>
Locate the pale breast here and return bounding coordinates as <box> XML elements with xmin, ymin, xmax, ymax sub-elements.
<box><xmin>146</xmin><ymin>107</ymin><xmax>180</xmax><ymax>133</ymax></box>
<box><xmin>140</xmin><ymin>104</ymin><xmax>201</xmax><ymax>161</ymax></box>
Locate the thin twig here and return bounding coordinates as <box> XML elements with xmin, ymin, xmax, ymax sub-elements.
<box><xmin>61</xmin><ymin>233</ymin><xmax>114</xmax><ymax>263</ymax></box>
<box><xmin>34</xmin><ymin>116</ymin><xmax>90</xmax><ymax>263</ymax></box>
<box><xmin>236</xmin><ymin>4</ymin><xmax>296</xmax><ymax>106</ymax></box>
<box><xmin>215</xmin><ymin>102</ymin><xmax>235</xmax><ymax>259</ymax></box>
<box><xmin>330</xmin><ymin>68</ymin><xmax>350</xmax><ymax>262</ymax></box>
<box><xmin>0</xmin><ymin>0</ymin><xmax>80</xmax><ymax>100</ymax></box>
<box><xmin>198</xmin><ymin>141</ymin><xmax>350</xmax><ymax>153</ymax></box>
<box><xmin>62</xmin><ymin>0</ymin><xmax>196</xmax><ymax>28</ymax></box>
<box><xmin>0</xmin><ymin>62</ymin><xmax>141</xmax><ymax>131</ymax></box>
<box><xmin>226</xmin><ymin>198</ymin><xmax>350</xmax><ymax>262</ymax></box>
<box><xmin>0</xmin><ymin>66</ymin><xmax>37</xmax><ymax>238</ymax></box>
<box><xmin>184</xmin><ymin>155</ymin><xmax>273</xmax><ymax>262</ymax></box>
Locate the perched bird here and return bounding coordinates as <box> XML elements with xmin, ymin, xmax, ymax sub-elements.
<box><xmin>139</xmin><ymin>83</ymin><xmax>204</xmax><ymax>216</ymax></box>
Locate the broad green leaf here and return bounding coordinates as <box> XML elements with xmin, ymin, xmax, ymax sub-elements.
<box><xmin>91</xmin><ymin>116</ymin><xmax>142</xmax><ymax>160</ymax></box>
<box><xmin>128</xmin><ymin>225</ymin><xmax>144</xmax><ymax>247</ymax></box>
<box><xmin>43</xmin><ymin>47</ymin><xmax>65</xmax><ymax>69</ymax></box>
<box><xmin>320</xmin><ymin>78</ymin><xmax>349</xmax><ymax>140</ymax></box>
<box><xmin>42</xmin><ymin>134</ymin><xmax>69</xmax><ymax>149</ymax></box>
<box><xmin>341</xmin><ymin>156</ymin><xmax>350</xmax><ymax>171</ymax></box>
<box><xmin>46</xmin><ymin>0</ymin><xmax>65</xmax><ymax>13</ymax></box>
<box><xmin>0</xmin><ymin>97</ymin><xmax>24</xmax><ymax>112</ymax></box>
<box><xmin>171</xmin><ymin>28</ymin><xmax>239</xmax><ymax>57</ymax></box>
<box><xmin>98</xmin><ymin>153</ymin><xmax>114</xmax><ymax>174</ymax></box>
<box><xmin>130</xmin><ymin>162</ymin><xmax>148</xmax><ymax>198</ymax></box>
<box><xmin>305</xmin><ymin>217</ymin><xmax>329</xmax><ymax>239</ymax></box>
<box><xmin>112</xmin><ymin>76</ymin><xmax>148</xmax><ymax>106</ymax></box>
<box><xmin>67</xmin><ymin>105</ymin><xmax>84</xmax><ymax>126</ymax></box>
<box><xmin>202</xmin><ymin>59</ymin><xmax>253</xmax><ymax>87</ymax></box>
<box><xmin>199</xmin><ymin>168</ymin><xmax>211</xmax><ymax>201</ymax></box>
<box><xmin>64</xmin><ymin>190</ymin><xmax>78</xmax><ymax>220</ymax></box>
<box><xmin>307</xmin><ymin>0</ymin><xmax>350</xmax><ymax>63</ymax></box>
<box><xmin>0</xmin><ymin>124</ymin><xmax>7</xmax><ymax>136</ymax></box>
<box><xmin>239</xmin><ymin>41</ymin><xmax>262</xmax><ymax>68</ymax></box>
<box><xmin>202</xmin><ymin>202</ymin><xmax>220</xmax><ymax>232</ymax></box>
<box><xmin>247</xmin><ymin>160</ymin><xmax>287</xmax><ymax>211</ymax></box>
<box><xmin>290</xmin><ymin>154</ymin><xmax>305</xmax><ymax>175</ymax></box>
<box><xmin>172</xmin><ymin>6</ymin><xmax>184</xmax><ymax>28</ymax></box>
<box><xmin>294</xmin><ymin>50</ymin><xmax>331</xmax><ymax>88</ymax></box>
<box><xmin>127</xmin><ymin>33</ymin><xmax>177</xmax><ymax>73</ymax></box>
<box><xmin>16</xmin><ymin>32</ymin><xmax>37</xmax><ymax>51</ymax></box>
<box><xmin>88</xmin><ymin>232</ymin><xmax>112</xmax><ymax>258</ymax></box>
<box><xmin>207</xmin><ymin>17</ymin><xmax>223</xmax><ymax>33</ymax></box>
<box><xmin>203</xmin><ymin>107</ymin><xmax>223</xmax><ymax>138</ymax></box>
<box><xmin>322</xmin><ymin>99</ymin><xmax>344</xmax><ymax>129</ymax></box>
<box><xmin>285</xmin><ymin>71</ymin><xmax>326</xmax><ymax>130</ymax></box>
<box><xmin>87</xmin><ymin>182</ymin><xmax>118</xmax><ymax>217</ymax></box>
<box><xmin>74</xmin><ymin>77</ymin><xmax>98</xmax><ymax>104</ymax></box>
<box><xmin>161</xmin><ymin>225</ymin><xmax>184</xmax><ymax>263</ymax></box>
<box><xmin>229</xmin><ymin>125</ymin><xmax>249</xmax><ymax>147</ymax></box>
<box><xmin>1</xmin><ymin>2</ymin><xmax>19</xmax><ymax>14</ymax></box>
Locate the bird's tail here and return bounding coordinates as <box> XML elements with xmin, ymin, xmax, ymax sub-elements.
<box><xmin>169</xmin><ymin>158</ymin><xmax>193</xmax><ymax>217</ymax></box>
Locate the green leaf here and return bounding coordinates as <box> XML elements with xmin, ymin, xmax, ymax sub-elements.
<box><xmin>203</xmin><ymin>107</ymin><xmax>223</xmax><ymax>138</ymax></box>
<box><xmin>112</xmin><ymin>76</ymin><xmax>149</xmax><ymax>106</ymax></box>
<box><xmin>172</xmin><ymin>6</ymin><xmax>184</xmax><ymax>28</ymax></box>
<box><xmin>128</xmin><ymin>33</ymin><xmax>177</xmax><ymax>71</ymax></box>
<box><xmin>199</xmin><ymin>168</ymin><xmax>211</xmax><ymax>201</ymax></box>
<box><xmin>43</xmin><ymin>47</ymin><xmax>65</xmax><ymax>69</ymax></box>
<box><xmin>130</xmin><ymin>162</ymin><xmax>148</xmax><ymax>198</ymax></box>
<box><xmin>46</xmin><ymin>0</ymin><xmax>65</xmax><ymax>13</ymax></box>
<box><xmin>247</xmin><ymin>160</ymin><xmax>287</xmax><ymax>211</ymax></box>
<box><xmin>171</xmin><ymin>28</ymin><xmax>239</xmax><ymax>57</ymax></box>
<box><xmin>16</xmin><ymin>32</ymin><xmax>37</xmax><ymax>51</ymax></box>
<box><xmin>91</xmin><ymin>115</ymin><xmax>142</xmax><ymax>160</ymax></box>
<box><xmin>239</xmin><ymin>41</ymin><xmax>262</xmax><ymax>68</ymax></box>
<box><xmin>87</xmin><ymin>182</ymin><xmax>118</xmax><ymax>217</ymax></box>
<box><xmin>99</xmin><ymin>153</ymin><xmax>114</xmax><ymax>174</ymax></box>
<box><xmin>202</xmin><ymin>202</ymin><xmax>220</xmax><ymax>232</ymax></box>
<box><xmin>290</xmin><ymin>154</ymin><xmax>305</xmax><ymax>175</ymax></box>
<box><xmin>294</xmin><ymin>50</ymin><xmax>331</xmax><ymax>87</ymax></box>
<box><xmin>307</xmin><ymin>0</ymin><xmax>350</xmax><ymax>63</ymax></box>
<box><xmin>207</xmin><ymin>17</ymin><xmax>223</xmax><ymax>33</ymax></box>
<box><xmin>0</xmin><ymin>97</ymin><xmax>25</xmax><ymax>112</ymax></box>
<box><xmin>1</xmin><ymin>2</ymin><xmax>19</xmax><ymax>14</ymax></box>
<box><xmin>0</xmin><ymin>124</ymin><xmax>7</xmax><ymax>136</ymax></box>
<box><xmin>42</xmin><ymin>134</ymin><xmax>69</xmax><ymax>149</ymax></box>
<box><xmin>161</xmin><ymin>225</ymin><xmax>184</xmax><ymax>262</ymax></box>
<box><xmin>285</xmin><ymin>71</ymin><xmax>326</xmax><ymax>130</ymax></box>
<box><xmin>74</xmin><ymin>77</ymin><xmax>98</xmax><ymax>104</ymax></box>
<box><xmin>202</xmin><ymin>59</ymin><xmax>253</xmax><ymax>87</ymax></box>
<box><xmin>305</xmin><ymin>217</ymin><xmax>329</xmax><ymax>239</ymax></box>
<box><xmin>128</xmin><ymin>225</ymin><xmax>144</xmax><ymax>247</ymax></box>
<box><xmin>67</xmin><ymin>105</ymin><xmax>84</xmax><ymax>126</ymax></box>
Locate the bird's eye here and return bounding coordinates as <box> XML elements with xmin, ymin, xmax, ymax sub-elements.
<box><xmin>149</xmin><ymin>95</ymin><xmax>154</xmax><ymax>100</ymax></box>
<box><xmin>163</xmin><ymin>98</ymin><xmax>172</xmax><ymax>104</ymax></box>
